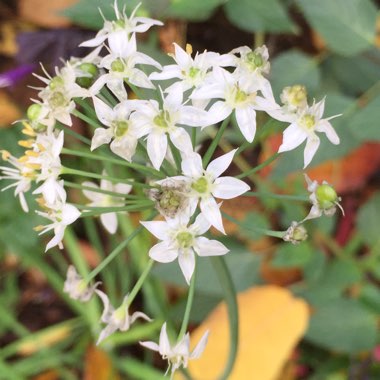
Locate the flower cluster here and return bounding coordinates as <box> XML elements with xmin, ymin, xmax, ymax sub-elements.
<box><xmin>0</xmin><ymin>1</ymin><xmax>343</xmax><ymax>377</ymax></box>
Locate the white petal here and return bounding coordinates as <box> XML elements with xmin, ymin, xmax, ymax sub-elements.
<box><xmin>194</xmin><ymin>237</ymin><xmax>229</xmax><ymax>257</ymax></box>
<box><xmin>206</xmin><ymin>149</ymin><xmax>237</xmax><ymax>179</ymax></box>
<box><xmin>100</xmin><ymin>212</ymin><xmax>118</xmax><ymax>234</ymax></box>
<box><xmin>93</xmin><ymin>97</ymin><xmax>113</xmax><ymax>126</ymax></box>
<box><xmin>315</xmin><ymin>120</ymin><xmax>340</xmax><ymax>145</ymax></box>
<box><xmin>141</xmin><ymin>221</ymin><xmax>170</xmax><ymax>240</ymax></box>
<box><xmin>82</xmin><ymin>181</ymin><xmax>102</xmax><ymax>203</ymax></box>
<box><xmin>62</xmin><ymin>204</ymin><xmax>81</xmax><ymax>225</ymax></box>
<box><xmin>130</xmin><ymin>311</ymin><xmax>152</xmax><ymax>324</ymax></box>
<box><xmin>173</xmin><ymin>43</ymin><xmax>192</xmax><ymax>67</ymax></box>
<box><xmin>181</xmin><ymin>152</ymin><xmax>203</xmax><ymax>178</ymax></box>
<box><xmin>178</xmin><ymin>250</ymin><xmax>195</xmax><ymax>285</ymax></box>
<box><xmin>95</xmin><ymin>289</ymin><xmax>114</xmax><ymax>323</ymax></box>
<box><xmin>91</xmin><ymin>128</ymin><xmax>113</xmax><ymax>151</ymax></box>
<box><xmin>179</xmin><ymin>106</ymin><xmax>209</xmax><ymax>127</ymax></box>
<box><xmin>150</xmin><ymin>65</ymin><xmax>182</xmax><ymax>81</ymax></box>
<box><xmin>235</xmin><ymin>107</ymin><xmax>256</xmax><ymax>142</ymax></box>
<box><xmin>97</xmin><ymin>324</ymin><xmax>117</xmax><ymax>345</ymax></box>
<box><xmin>304</xmin><ymin>136</ymin><xmax>320</xmax><ymax>168</ymax></box>
<box><xmin>149</xmin><ymin>241</ymin><xmax>178</xmax><ymax>263</ymax></box>
<box><xmin>169</xmin><ymin>127</ymin><xmax>193</xmax><ymax>154</ymax></box>
<box><xmin>108</xmin><ymin>30</ymin><xmax>128</xmax><ymax>55</ymax></box>
<box><xmin>190</xmin><ymin>330</ymin><xmax>210</xmax><ymax>359</ymax></box>
<box><xmin>278</xmin><ymin>123</ymin><xmax>307</xmax><ymax>153</ymax></box>
<box><xmin>158</xmin><ymin>322</ymin><xmax>171</xmax><ymax>356</ymax></box>
<box><xmin>147</xmin><ymin>133</ymin><xmax>167</xmax><ymax>170</ymax></box>
<box><xmin>140</xmin><ymin>341</ymin><xmax>160</xmax><ymax>352</ymax></box>
<box><xmin>191</xmin><ymin>212</ymin><xmax>211</xmax><ymax>235</ymax></box>
<box><xmin>206</xmin><ymin>101</ymin><xmax>232</xmax><ymax>125</ymax></box>
<box><xmin>45</xmin><ymin>227</ymin><xmax>64</xmax><ymax>251</ymax></box>
<box><xmin>200</xmin><ymin>197</ymin><xmax>225</xmax><ymax>234</ymax></box>
<box><xmin>110</xmin><ymin>137</ymin><xmax>138</xmax><ymax>162</ymax></box>
<box><xmin>80</xmin><ymin>34</ymin><xmax>107</xmax><ymax>48</ymax></box>
<box><xmin>212</xmin><ymin>177</ymin><xmax>250</xmax><ymax>199</ymax></box>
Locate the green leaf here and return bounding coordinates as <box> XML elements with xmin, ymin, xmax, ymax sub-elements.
<box><xmin>271</xmin><ymin>242</ymin><xmax>313</xmax><ymax>268</ymax></box>
<box><xmin>224</xmin><ymin>0</ymin><xmax>296</xmax><ymax>34</ymax></box>
<box><xmin>166</xmin><ymin>0</ymin><xmax>224</xmax><ymax>21</ymax></box>
<box><xmin>296</xmin><ymin>0</ymin><xmax>377</xmax><ymax>56</ymax></box>
<box><xmin>357</xmin><ymin>192</ymin><xmax>380</xmax><ymax>246</ymax></box>
<box><xmin>347</xmin><ymin>96</ymin><xmax>380</xmax><ymax>142</ymax></box>
<box><xmin>270</xmin><ymin>50</ymin><xmax>321</xmax><ymax>98</ymax></box>
<box><xmin>306</xmin><ymin>298</ymin><xmax>377</xmax><ymax>353</ymax></box>
<box><xmin>359</xmin><ymin>284</ymin><xmax>380</xmax><ymax>314</ymax></box>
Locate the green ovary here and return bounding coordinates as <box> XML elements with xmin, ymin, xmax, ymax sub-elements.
<box><xmin>49</xmin><ymin>92</ymin><xmax>67</xmax><ymax>108</ymax></box>
<box><xmin>234</xmin><ymin>87</ymin><xmax>248</xmax><ymax>104</ymax></box>
<box><xmin>176</xmin><ymin>231</ymin><xmax>194</xmax><ymax>249</ymax></box>
<box><xmin>191</xmin><ymin>176</ymin><xmax>209</xmax><ymax>194</ymax></box>
<box><xmin>111</xmin><ymin>59</ymin><xmax>125</xmax><ymax>73</ymax></box>
<box><xmin>301</xmin><ymin>114</ymin><xmax>315</xmax><ymax>130</ymax></box>
<box><xmin>246</xmin><ymin>52</ymin><xmax>263</xmax><ymax>69</ymax></box>
<box><xmin>153</xmin><ymin>111</ymin><xmax>171</xmax><ymax>129</ymax></box>
<box><xmin>114</xmin><ymin>121</ymin><xmax>129</xmax><ymax>138</ymax></box>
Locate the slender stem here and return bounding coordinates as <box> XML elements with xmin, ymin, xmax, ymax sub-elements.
<box><xmin>76</xmin><ymin>201</ymin><xmax>153</xmax><ymax>211</ymax></box>
<box><xmin>100</xmin><ymin>87</ymin><xmax>118</xmax><ymax>106</ymax></box>
<box><xmin>81</xmin><ymin>203</ymin><xmax>153</xmax><ymax>217</ymax></box>
<box><xmin>168</xmin><ymin>139</ymin><xmax>182</xmax><ymax>173</ymax></box>
<box><xmin>244</xmin><ymin>191</ymin><xmax>309</xmax><ymax>202</ymax></box>
<box><xmin>127</xmin><ymin>259</ymin><xmax>154</xmax><ymax>306</ymax></box>
<box><xmin>72</xmin><ymin>109</ymin><xmax>103</xmax><ymax>130</ymax></box>
<box><xmin>58</xmin><ymin>125</ymin><xmax>91</xmax><ymax>146</ymax></box>
<box><xmin>61</xmin><ymin>166</ymin><xmax>155</xmax><ymax>189</ymax></box>
<box><xmin>85</xmin><ymin>224</ymin><xmax>146</xmax><ymax>282</ymax></box>
<box><xmin>74</xmin><ymin>98</ymin><xmax>97</xmax><ymax>119</ymax></box>
<box><xmin>64</xmin><ymin>180</ymin><xmax>145</xmax><ymax>199</ymax></box>
<box><xmin>236</xmin><ymin>153</ymin><xmax>279</xmax><ymax>179</ymax></box>
<box><xmin>178</xmin><ymin>258</ymin><xmax>197</xmax><ymax>340</ymax></box>
<box><xmin>222</xmin><ymin>212</ymin><xmax>285</xmax><ymax>238</ymax></box>
<box><xmin>203</xmin><ymin>117</ymin><xmax>230</xmax><ymax>166</ymax></box>
<box><xmin>61</xmin><ymin>148</ymin><xmax>165</xmax><ymax>179</ymax></box>
<box><xmin>210</xmin><ymin>256</ymin><xmax>238</xmax><ymax>380</ymax></box>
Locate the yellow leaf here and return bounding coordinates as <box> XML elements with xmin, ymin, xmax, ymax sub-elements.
<box><xmin>186</xmin><ymin>286</ymin><xmax>309</xmax><ymax>380</ymax></box>
<box><xmin>84</xmin><ymin>345</ymin><xmax>121</xmax><ymax>380</ymax></box>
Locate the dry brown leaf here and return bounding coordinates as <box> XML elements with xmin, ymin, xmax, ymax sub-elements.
<box><xmin>158</xmin><ymin>20</ymin><xmax>187</xmax><ymax>54</ymax></box>
<box><xmin>84</xmin><ymin>345</ymin><xmax>121</xmax><ymax>380</ymax></box>
<box><xmin>32</xmin><ymin>370</ymin><xmax>59</xmax><ymax>380</ymax></box>
<box><xmin>0</xmin><ymin>91</ymin><xmax>21</xmax><ymax>126</ymax></box>
<box><xmin>18</xmin><ymin>0</ymin><xmax>78</xmax><ymax>28</ymax></box>
<box><xmin>185</xmin><ymin>286</ymin><xmax>309</xmax><ymax>380</ymax></box>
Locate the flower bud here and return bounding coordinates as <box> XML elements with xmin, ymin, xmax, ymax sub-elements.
<box><xmin>76</xmin><ymin>63</ymin><xmax>99</xmax><ymax>88</ymax></box>
<box><xmin>316</xmin><ymin>183</ymin><xmax>338</xmax><ymax>210</ymax></box>
<box><xmin>283</xmin><ymin>222</ymin><xmax>308</xmax><ymax>244</ymax></box>
<box><xmin>27</xmin><ymin>104</ymin><xmax>42</xmax><ymax>121</ymax></box>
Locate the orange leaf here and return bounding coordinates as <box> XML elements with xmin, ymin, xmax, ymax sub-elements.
<box><xmin>0</xmin><ymin>91</ymin><xmax>21</xmax><ymax>126</ymax></box>
<box><xmin>186</xmin><ymin>286</ymin><xmax>309</xmax><ymax>380</ymax></box>
<box><xmin>84</xmin><ymin>345</ymin><xmax>120</xmax><ymax>380</ymax></box>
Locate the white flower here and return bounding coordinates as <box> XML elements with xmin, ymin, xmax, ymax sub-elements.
<box><xmin>36</xmin><ymin>197</ymin><xmax>81</xmax><ymax>251</ymax></box>
<box><xmin>96</xmin><ymin>289</ymin><xmax>151</xmax><ymax>345</ymax></box>
<box><xmin>140</xmin><ymin>322</ymin><xmax>209</xmax><ymax>379</ymax></box>
<box><xmin>303</xmin><ymin>174</ymin><xmax>344</xmax><ymax>221</ymax></box>
<box><xmin>133</xmin><ymin>89</ymin><xmax>208</xmax><ymax>170</ymax></box>
<box><xmin>170</xmin><ymin>149</ymin><xmax>250</xmax><ymax>234</ymax></box>
<box><xmin>229</xmin><ymin>45</ymin><xmax>273</xmax><ymax>99</ymax></box>
<box><xmin>34</xmin><ymin>63</ymin><xmax>89</xmax><ymax>126</ymax></box>
<box><xmin>91</xmin><ymin>96</ymin><xmax>148</xmax><ymax>161</ymax></box>
<box><xmin>63</xmin><ymin>265</ymin><xmax>100</xmax><ymax>302</ymax></box>
<box><xmin>80</xmin><ymin>1</ymin><xmax>163</xmax><ymax>50</ymax></box>
<box><xmin>90</xmin><ymin>34</ymin><xmax>161</xmax><ymax>100</ymax></box>
<box><xmin>141</xmin><ymin>212</ymin><xmax>229</xmax><ymax>284</ymax></box>
<box><xmin>0</xmin><ymin>150</ymin><xmax>34</xmax><ymax>212</ymax></box>
<box><xmin>276</xmin><ymin>99</ymin><xmax>340</xmax><ymax>168</ymax></box>
<box><xmin>191</xmin><ymin>67</ymin><xmax>277</xmax><ymax>142</ymax></box>
<box><xmin>82</xmin><ymin>172</ymin><xmax>132</xmax><ymax>234</ymax></box>
<box><xmin>150</xmin><ymin>43</ymin><xmax>232</xmax><ymax>96</ymax></box>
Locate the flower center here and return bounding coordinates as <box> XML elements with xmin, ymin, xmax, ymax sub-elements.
<box><xmin>114</xmin><ymin>304</ymin><xmax>127</xmax><ymax>322</ymax></box>
<box><xmin>111</xmin><ymin>59</ymin><xmax>125</xmax><ymax>73</ymax></box>
<box><xmin>246</xmin><ymin>52</ymin><xmax>263</xmax><ymax>69</ymax></box>
<box><xmin>114</xmin><ymin>120</ymin><xmax>129</xmax><ymax>138</ymax></box>
<box><xmin>176</xmin><ymin>231</ymin><xmax>194</xmax><ymax>249</ymax></box>
<box><xmin>154</xmin><ymin>110</ymin><xmax>171</xmax><ymax>129</ymax></box>
<box><xmin>114</xmin><ymin>19</ymin><xmax>126</xmax><ymax>29</ymax></box>
<box><xmin>191</xmin><ymin>176</ymin><xmax>209</xmax><ymax>194</ymax></box>
<box><xmin>301</xmin><ymin>114</ymin><xmax>315</xmax><ymax>130</ymax></box>
<box><xmin>48</xmin><ymin>92</ymin><xmax>67</xmax><ymax>108</ymax></box>
<box><xmin>188</xmin><ymin>67</ymin><xmax>200</xmax><ymax>79</ymax></box>
<box><xmin>49</xmin><ymin>76</ymin><xmax>64</xmax><ymax>90</ymax></box>
<box><xmin>234</xmin><ymin>87</ymin><xmax>248</xmax><ymax>103</ymax></box>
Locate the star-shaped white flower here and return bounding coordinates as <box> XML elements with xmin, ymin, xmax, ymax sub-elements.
<box><xmin>140</xmin><ymin>322</ymin><xmax>209</xmax><ymax>379</ymax></box>
<box><xmin>91</xmin><ymin>96</ymin><xmax>148</xmax><ymax>161</ymax></box>
<box><xmin>82</xmin><ymin>172</ymin><xmax>132</xmax><ymax>234</ymax></box>
<box><xmin>169</xmin><ymin>149</ymin><xmax>250</xmax><ymax>234</ymax></box>
<box><xmin>96</xmin><ymin>289</ymin><xmax>151</xmax><ymax>345</ymax></box>
<box><xmin>141</xmin><ymin>212</ymin><xmax>229</xmax><ymax>284</ymax></box>
<box><xmin>63</xmin><ymin>266</ymin><xmax>100</xmax><ymax>302</ymax></box>
<box><xmin>80</xmin><ymin>1</ymin><xmax>163</xmax><ymax>51</ymax></box>
<box><xmin>133</xmin><ymin>89</ymin><xmax>208</xmax><ymax>170</ymax></box>
<box><xmin>191</xmin><ymin>67</ymin><xmax>277</xmax><ymax>142</ymax></box>
<box><xmin>277</xmin><ymin>99</ymin><xmax>340</xmax><ymax>168</ymax></box>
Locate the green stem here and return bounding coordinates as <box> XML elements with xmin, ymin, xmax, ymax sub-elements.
<box><xmin>244</xmin><ymin>191</ymin><xmax>309</xmax><ymax>202</ymax></box>
<box><xmin>168</xmin><ymin>139</ymin><xmax>182</xmax><ymax>173</ymax></box>
<box><xmin>178</xmin><ymin>258</ymin><xmax>197</xmax><ymax>340</ymax></box>
<box><xmin>210</xmin><ymin>256</ymin><xmax>238</xmax><ymax>380</ymax></box>
<box><xmin>74</xmin><ymin>98</ymin><xmax>97</xmax><ymax>119</ymax></box>
<box><xmin>64</xmin><ymin>180</ymin><xmax>144</xmax><ymax>199</ymax></box>
<box><xmin>61</xmin><ymin>166</ymin><xmax>154</xmax><ymax>189</ymax></box>
<box><xmin>203</xmin><ymin>117</ymin><xmax>230</xmax><ymax>166</ymax></box>
<box><xmin>222</xmin><ymin>212</ymin><xmax>285</xmax><ymax>238</ymax></box>
<box><xmin>236</xmin><ymin>152</ymin><xmax>279</xmax><ymax>179</ymax></box>
<box><xmin>61</xmin><ymin>148</ymin><xmax>165</xmax><ymax>179</ymax></box>
<box><xmin>72</xmin><ymin>109</ymin><xmax>103</xmax><ymax>130</ymax></box>
<box><xmin>80</xmin><ymin>203</ymin><xmax>153</xmax><ymax>217</ymax></box>
<box><xmin>127</xmin><ymin>259</ymin><xmax>154</xmax><ymax>306</ymax></box>
<box><xmin>58</xmin><ymin>125</ymin><xmax>91</xmax><ymax>145</ymax></box>
<box><xmin>85</xmin><ymin>217</ymin><xmax>152</xmax><ymax>282</ymax></box>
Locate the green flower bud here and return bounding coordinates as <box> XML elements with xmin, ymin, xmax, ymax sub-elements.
<box><xmin>283</xmin><ymin>222</ymin><xmax>308</xmax><ymax>245</ymax></box>
<box><xmin>27</xmin><ymin>104</ymin><xmax>42</xmax><ymax>121</ymax></box>
<box><xmin>316</xmin><ymin>184</ymin><xmax>338</xmax><ymax>210</ymax></box>
<box><xmin>111</xmin><ymin>59</ymin><xmax>125</xmax><ymax>73</ymax></box>
<box><xmin>76</xmin><ymin>63</ymin><xmax>98</xmax><ymax>88</ymax></box>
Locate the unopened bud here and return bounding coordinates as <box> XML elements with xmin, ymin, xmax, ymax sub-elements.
<box><xmin>76</xmin><ymin>63</ymin><xmax>98</xmax><ymax>88</ymax></box>
<box><xmin>316</xmin><ymin>184</ymin><xmax>338</xmax><ymax>210</ymax></box>
<box><xmin>283</xmin><ymin>222</ymin><xmax>308</xmax><ymax>244</ymax></box>
<box><xmin>27</xmin><ymin>104</ymin><xmax>42</xmax><ymax>121</ymax></box>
